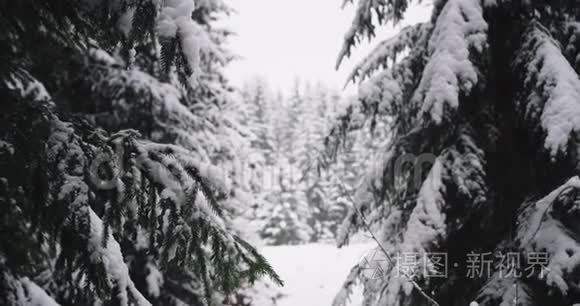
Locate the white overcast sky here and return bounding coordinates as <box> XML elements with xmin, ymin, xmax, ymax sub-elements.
<box><xmin>222</xmin><ymin>0</ymin><xmax>432</xmax><ymax>92</ymax></box>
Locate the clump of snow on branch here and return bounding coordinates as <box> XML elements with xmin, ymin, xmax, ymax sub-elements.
<box><xmin>516</xmin><ymin>176</ymin><xmax>580</xmax><ymax>295</ymax></box>
<box><xmin>146</xmin><ymin>263</ymin><xmax>164</xmax><ymax>298</ymax></box>
<box><xmin>89</xmin><ymin>48</ymin><xmax>116</xmax><ymax>65</ymax></box>
<box><xmin>20</xmin><ymin>278</ymin><xmax>60</xmax><ymax>306</ymax></box>
<box><xmin>414</xmin><ymin>0</ymin><xmax>487</xmax><ymax>123</ymax></box>
<box><xmin>117</xmin><ymin>7</ymin><xmax>135</xmax><ymax>37</ymax></box>
<box><xmin>88</xmin><ymin>209</ymin><xmax>151</xmax><ymax>306</ymax></box>
<box><xmin>0</xmin><ymin>140</ymin><xmax>14</xmax><ymax>155</ymax></box>
<box><xmin>156</xmin><ymin>0</ymin><xmax>222</xmax><ymax>83</ymax></box>
<box><xmin>400</xmin><ymin>158</ymin><xmax>445</xmax><ymax>255</ymax></box>
<box><xmin>478</xmin><ymin>176</ymin><xmax>580</xmax><ymax>304</ymax></box>
<box><xmin>4</xmin><ymin>72</ymin><xmax>50</xmax><ymax>102</ymax></box>
<box><xmin>357</xmin><ymin>56</ymin><xmax>416</xmax><ymax>118</ymax></box>
<box><xmin>516</xmin><ymin>24</ymin><xmax>580</xmax><ymax>156</ymax></box>
<box><xmin>380</xmin><ymin>158</ymin><xmax>446</xmax><ymax>302</ymax></box>
<box><xmin>157</xmin><ymin>0</ymin><xmax>195</xmax><ymax>38</ymax></box>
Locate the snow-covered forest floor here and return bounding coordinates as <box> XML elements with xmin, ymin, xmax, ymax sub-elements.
<box><xmin>259</xmin><ymin>242</ymin><xmax>373</xmax><ymax>306</ymax></box>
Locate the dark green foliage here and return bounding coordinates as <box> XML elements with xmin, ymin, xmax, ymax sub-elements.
<box><xmin>0</xmin><ymin>0</ymin><xmax>280</xmax><ymax>305</ymax></box>
<box><xmin>330</xmin><ymin>0</ymin><xmax>580</xmax><ymax>305</ymax></box>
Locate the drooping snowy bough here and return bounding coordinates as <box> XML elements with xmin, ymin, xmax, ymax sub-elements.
<box><xmin>328</xmin><ymin>0</ymin><xmax>580</xmax><ymax>305</ymax></box>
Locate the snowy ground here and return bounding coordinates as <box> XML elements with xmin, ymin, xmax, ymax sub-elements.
<box><xmin>259</xmin><ymin>242</ymin><xmax>374</xmax><ymax>306</ymax></box>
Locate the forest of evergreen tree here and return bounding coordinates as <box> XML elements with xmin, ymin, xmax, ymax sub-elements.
<box><xmin>3</xmin><ymin>0</ymin><xmax>580</xmax><ymax>306</ymax></box>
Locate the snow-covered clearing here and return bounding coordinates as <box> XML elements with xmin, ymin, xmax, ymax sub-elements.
<box><xmin>260</xmin><ymin>242</ymin><xmax>373</xmax><ymax>306</ymax></box>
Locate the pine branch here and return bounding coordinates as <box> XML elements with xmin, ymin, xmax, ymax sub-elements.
<box><xmin>336</xmin><ymin>180</ymin><xmax>440</xmax><ymax>306</ymax></box>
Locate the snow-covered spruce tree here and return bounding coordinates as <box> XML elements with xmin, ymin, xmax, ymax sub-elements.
<box><xmin>0</xmin><ymin>1</ymin><xmax>281</xmax><ymax>305</ymax></box>
<box><xmin>247</xmin><ymin>82</ymin><xmax>361</xmax><ymax>244</ymax></box>
<box><xmin>259</xmin><ymin>154</ymin><xmax>313</xmax><ymax>245</ymax></box>
<box><xmin>322</xmin><ymin>99</ymin><xmax>390</xmax><ymax>242</ymax></box>
<box><xmin>241</xmin><ymin>79</ymin><xmax>277</xmax><ymax>167</ymax></box>
<box><xmin>239</xmin><ymin>82</ymin><xmax>314</xmax><ymax>246</ymax></box>
<box><xmin>291</xmin><ymin>83</ymin><xmax>332</xmax><ymax>242</ymax></box>
<box><xmin>329</xmin><ymin>0</ymin><xmax>580</xmax><ymax>305</ymax></box>
<box><xmin>247</xmin><ymin>81</ymin><xmax>351</xmax><ymax>245</ymax></box>
<box><xmin>237</xmin><ymin>79</ymin><xmax>281</xmax><ymax>244</ymax></box>
<box><xmin>298</xmin><ymin>85</ymin><xmax>367</xmax><ymax>242</ymax></box>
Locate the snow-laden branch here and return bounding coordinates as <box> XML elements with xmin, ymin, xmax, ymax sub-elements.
<box><xmin>88</xmin><ymin>208</ymin><xmax>152</xmax><ymax>306</ymax></box>
<box><xmin>414</xmin><ymin>0</ymin><xmax>487</xmax><ymax>124</ymax></box>
<box><xmin>337</xmin><ymin>0</ymin><xmax>411</xmax><ymax>70</ymax></box>
<box><xmin>347</xmin><ymin>22</ymin><xmax>430</xmax><ymax>84</ymax></box>
<box><xmin>515</xmin><ymin>23</ymin><xmax>580</xmax><ymax>156</ymax></box>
